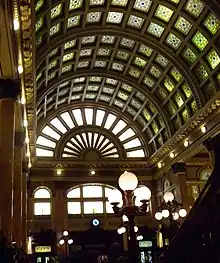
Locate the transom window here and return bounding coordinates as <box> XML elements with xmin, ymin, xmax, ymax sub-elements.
<box><xmin>67</xmin><ymin>184</ymin><xmax>122</xmax><ymax>216</ymax></box>
<box><xmin>33</xmin><ymin>187</ymin><xmax>51</xmax><ymax>216</ymax></box>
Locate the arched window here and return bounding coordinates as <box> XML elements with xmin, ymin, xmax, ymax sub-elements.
<box><xmin>67</xmin><ymin>184</ymin><xmax>122</xmax><ymax>216</ymax></box>
<box><xmin>34</xmin><ymin>187</ymin><xmax>51</xmax><ymax>216</ymax></box>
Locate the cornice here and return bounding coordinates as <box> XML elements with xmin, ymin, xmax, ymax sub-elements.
<box><xmin>149</xmin><ymin>93</ymin><xmax>220</xmax><ymax>166</ymax></box>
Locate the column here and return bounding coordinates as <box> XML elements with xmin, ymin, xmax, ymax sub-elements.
<box><xmin>171</xmin><ymin>162</ymin><xmax>190</xmax><ymax>209</ymax></box>
<box><xmin>0</xmin><ymin>78</ymin><xmax>20</xmax><ymax>241</ymax></box>
<box><xmin>203</xmin><ymin>138</ymin><xmax>215</xmax><ymax>167</ymax></box>
<box><xmin>12</xmin><ymin>128</ymin><xmax>24</xmax><ymax>247</ymax></box>
<box><xmin>53</xmin><ymin>188</ymin><xmax>67</xmax><ymax>232</ymax></box>
<box><xmin>22</xmin><ymin>170</ymin><xmax>27</xmax><ymax>250</ymax></box>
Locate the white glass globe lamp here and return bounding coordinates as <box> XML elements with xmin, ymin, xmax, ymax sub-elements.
<box><xmin>120</xmin><ymin>227</ymin><xmax>126</xmax><ymax>234</ymax></box>
<box><xmin>164</xmin><ymin>192</ymin><xmax>174</xmax><ymax>203</ymax></box>
<box><xmin>63</xmin><ymin>231</ymin><xmax>68</xmax><ymax>236</ymax></box>
<box><xmin>155</xmin><ymin>212</ymin><xmax>163</xmax><ymax>221</ymax></box>
<box><xmin>108</xmin><ymin>189</ymin><xmax>122</xmax><ymax>204</ymax></box>
<box><xmin>59</xmin><ymin>239</ymin><xmax>65</xmax><ymax>245</ymax></box>
<box><xmin>161</xmin><ymin>209</ymin><xmax>170</xmax><ymax>218</ymax></box>
<box><xmin>173</xmin><ymin>212</ymin><xmax>179</xmax><ymax>220</ymax></box>
<box><xmin>134</xmin><ymin>186</ymin><xmax>151</xmax><ymax>201</ymax></box>
<box><xmin>179</xmin><ymin>208</ymin><xmax>187</xmax><ymax>218</ymax></box>
<box><xmin>118</xmin><ymin>172</ymin><xmax>138</xmax><ymax>191</ymax></box>
<box><xmin>137</xmin><ymin>235</ymin><xmax>143</xmax><ymax>241</ymax></box>
<box><xmin>68</xmin><ymin>239</ymin><xmax>73</xmax><ymax>244</ymax></box>
<box><xmin>117</xmin><ymin>228</ymin><xmax>122</xmax><ymax>235</ymax></box>
<box><xmin>122</xmin><ymin>215</ymin><xmax>129</xmax><ymax>222</ymax></box>
<box><xmin>134</xmin><ymin>226</ymin><xmax>138</xmax><ymax>233</ymax></box>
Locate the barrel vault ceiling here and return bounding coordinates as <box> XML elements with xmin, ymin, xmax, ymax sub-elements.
<box><xmin>17</xmin><ymin>0</ymin><xmax>220</xmax><ymax>172</ymax></box>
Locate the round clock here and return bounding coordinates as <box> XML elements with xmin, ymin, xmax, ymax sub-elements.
<box><xmin>92</xmin><ymin>218</ymin><xmax>100</xmax><ymax>227</ymax></box>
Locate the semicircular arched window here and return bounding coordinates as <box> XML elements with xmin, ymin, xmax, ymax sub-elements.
<box><xmin>67</xmin><ymin>184</ymin><xmax>122</xmax><ymax>216</ymax></box>
<box><xmin>36</xmin><ymin>108</ymin><xmax>145</xmax><ymax>158</ymax></box>
<box><xmin>33</xmin><ymin>187</ymin><xmax>52</xmax><ymax>216</ymax></box>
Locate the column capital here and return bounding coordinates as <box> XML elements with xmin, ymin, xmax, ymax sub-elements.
<box><xmin>0</xmin><ymin>78</ymin><xmax>21</xmax><ymax>100</ymax></box>
<box><xmin>203</xmin><ymin>138</ymin><xmax>215</xmax><ymax>152</ymax></box>
<box><xmin>171</xmin><ymin>162</ymin><xmax>186</xmax><ymax>174</ymax></box>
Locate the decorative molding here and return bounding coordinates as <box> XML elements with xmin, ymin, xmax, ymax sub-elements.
<box><xmin>149</xmin><ymin>94</ymin><xmax>220</xmax><ymax>165</ymax></box>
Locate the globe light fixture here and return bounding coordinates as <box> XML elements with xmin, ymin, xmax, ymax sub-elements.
<box><xmin>162</xmin><ymin>209</ymin><xmax>170</xmax><ymax>218</ymax></box>
<box><xmin>155</xmin><ymin>212</ymin><xmax>163</xmax><ymax>221</ymax></box>
<box><xmin>63</xmin><ymin>231</ymin><xmax>68</xmax><ymax>236</ymax></box>
<box><xmin>134</xmin><ymin>186</ymin><xmax>151</xmax><ymax>201</ymax></box>
<box><xmin>109</xmin><ymin>171</ymin><xmax>151</xmax><ymax>263</ymax></box>
<box><xmin>164</xmin><ymin>192</ymin><xmax>174</xmax><ymax>203</ymax></box>
<box><xmin>137</xmin><ymin>235</ymin><xmax>143</xmax><ymax>241</ymax></box>
<box><xmin>122</xmin><ymin>215</ymin><xmax>129</xmax><ymax>222</ymax></box>
<box><xmin>118</xmin><ymin>171</ymin><xmax>138</xmax><ymax>191</ymax></box>
<box><xmin>172</xmin><ymin>212</ymin><xmax>179</xmax><ymax>220</ymax></box>
<box><xmin>134</xmin><ymin>226</ymin><xmax>138</xmax><ymax>233</ymax></box>
<box><xmin>68</xmin><ymin>239</ymin><xmax>73</xmax><ymax>244</ymax></box>
<box><xmin>107</xmin><ymin>189</ymin><xmax>122</xmax><ymax>205</ymax></box>
<box><xmin>59</xmin><ymin>239</ymin><xmax>65</xmax><ymax>245</ymax></box>
<box><xmin>179</xmin><ymin>208</ymin><xmax>187</xmax><ymax>218</ymax></box>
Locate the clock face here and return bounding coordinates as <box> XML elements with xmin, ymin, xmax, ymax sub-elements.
<box><xmin>92</xmin><ymin>218</ymin><xmax>100</xmax><ymax>226</ymax></box>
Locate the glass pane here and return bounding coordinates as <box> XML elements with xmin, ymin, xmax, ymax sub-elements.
<box><xmin>85</xmin><ymin>108</ymin><xmax>93</xmax><ymax>125</ymax></box>
<box><xmin>60</xmin><ymin>112</ymin><xmax>75</xmax><ymax>129</ymax></box>
<box><xmin>36</xmin><ymin>136</ymin><xmax>56</xmax><ymax>148</ymax></box>
<box><xmin>36</xmin><ymin>148</ymin><xmax>54</xmax><ymax>157</ymax></box>
<box><xmin>118</xmin><ymin>128</ymin><xmax>135</xmax><ymax>141</ymax></box>
<box><xmin>82</xmin><ymin>133</ymin><xmax>88</xmax><ymax>147</ymax></box>
<box><xmin>112</xmin><ymin>120</ymin><xmax>127</xmax><ymax>134</ymax></box>
<box><xmin>42</xmin><ymin>126</ymin><xmax>61</xmax><ymax>140</ymax></box>
<box><xmin>67</xmin><ymin>202</ymin><xmax>81</xmax><ymax>214</ymax></box>
<box><xmin>84</xmin><ymin>201</ymin><xmax>103</xmax><ymax>214</ymax></box>
<box><xmin>88</xmin><ymin>132</ymin><xmax>92</xmax><ymax>147</ymax></box>
<box><xmin>50</xmin><ymin>117</ymin><xmax>67</xmax><ymax>133</ymax></box>
<box><xmin>34</xmin><ymin>203</ymin><xmax>51</xmax><ymax>215</ymax></box>
<box><xmin>83</xmin><ymin>186</ymin><xmax>103</xmax><ymax>197</ymax></box>
<box><xmin>127</xmin><ymin>149</ymin><xmax>145</xmax><ymax>157</ymax></box>
<box><xmin>123</xmin><ymin>138</ymin><xmax>141</xmax><ymax>149</ymax></box>
<box><xmin>72</xmin><ymin>109</ymin><xmax>83</xmax><ymax>125</ymax></box>
<box><xmin>104</xmin><ymin>114</ymin><xmax>117</xmax><ymax>129</ymax></box>
<box><xmin>96</xmin><ymin>110</ymin><xmax>105</xmax><ymax>126</ymax></box>
<box><xmin>106</xmin><ymin>202</ymin><xmax>114</xmax><ymax>213</ymax></box>
<box><xmin>34</xmin><ymin>188</ymin><xmax>51</xmax><ymax>198</ymax></box>
<box><xmin>67</xmin><ymin>188</ymin><xmax>81</xmax><ymax>198</ymax></box>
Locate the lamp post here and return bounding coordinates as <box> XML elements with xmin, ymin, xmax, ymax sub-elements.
<box><xmin>154</xmin><ymin>192</ymin><xmax>187</xmax><ymax>242</ymax></box>
<box><xmin>58</xmin><ymin>231</ymin><xmax>73</xmax><ymax>258</ymax></box>
<box><xmin>108</xmin><ymin>172</ymin><xmax>151</xmax><ymax>263</ymax></box>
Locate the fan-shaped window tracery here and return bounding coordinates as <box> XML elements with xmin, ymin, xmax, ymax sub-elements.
<box><xmin>36</xmin><ymin>107</ymin><xmax>146</xmax><ymax>158</ymax></box>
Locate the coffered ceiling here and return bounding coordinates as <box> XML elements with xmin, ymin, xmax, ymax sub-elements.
<box><xmin>19</xmin><ymin>0</ymin><xmax>220</xmax><ymax>169</ymax></box>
